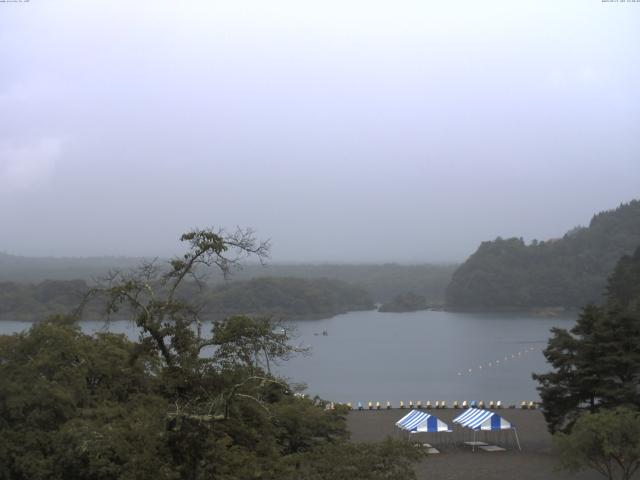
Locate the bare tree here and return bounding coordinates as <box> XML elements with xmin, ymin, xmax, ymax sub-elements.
<box><xmin>78</xmin><ymin>227</ymin><xmax>269</xmax><ymax>368</ymax></box>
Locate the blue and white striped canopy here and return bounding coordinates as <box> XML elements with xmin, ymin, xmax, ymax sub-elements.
<box><xmin>452</xmin><ymin>408</ymin><xmax>514</xmax><ymax>431</ymax></box>
<box><xmin>396</xmin><ymin>410</ymin><xmax>451</xmax><ymax>433</ymax></box>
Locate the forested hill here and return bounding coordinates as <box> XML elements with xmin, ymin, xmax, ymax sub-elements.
<box><xmin>446</xmin><ymin>200</ymin><xmax>640</xmax><ymax>311</ymax></box>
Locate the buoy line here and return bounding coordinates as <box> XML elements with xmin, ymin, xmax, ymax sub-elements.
<box><xmin>457</xmin><ymin>346</ymin><xmax>537</xmax><ymax>376</ymax></box>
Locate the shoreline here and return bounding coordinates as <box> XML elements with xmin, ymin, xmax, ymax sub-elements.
<box><xmin>0</xmin><ymin>306</ymin><xmax>583</xmax><ymax>323</ymax></box>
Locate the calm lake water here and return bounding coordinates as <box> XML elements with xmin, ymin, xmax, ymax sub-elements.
<box><xmin>0</xmin><ymin>309</ymin><xmax>576</xmax><ymax>405</ymax></box>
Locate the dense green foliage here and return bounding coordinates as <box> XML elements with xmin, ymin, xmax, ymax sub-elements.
<box><xmin>446</xmin><ymin>200</ymin><xmax>640</xmax><ymax>310</ymax></box>
<box><xmin>378</xmin><ymin>292</ymin><xmax>428</xmax><ymax>313</ymax></box>
<box><xmin>533</xmin><ymin>246</ymin><xmax>640</xmax><ymax>434</ymax></box>
<box><xmin>0</xmin><ymin>228</ymin><xmax>422</xmax><ymax>479</ymax></box>
<box><xmin>0</xmin><ymin>277</ymin><xmax>373</xmax><ymax>322</ymax></box>
<box><xmin>203</xmin><ymin>277</ymin><xmax>374</xmax><ymax>320</ymax></box>
<box><xmin>0</xmin><ymin>318</ymin><xmax>419</xmax><ymax>480</ymax></box>
<box><xmin>287</xmin><ymin>438</ymin><xmax>423</xmax><ymax>479</ymax></box>
<box><xmin>0</xmin><ymin>318</ymin><xmax>168</xmax><ymax>480</ymax></box>
<box><xmin>554</xmin><ymin>407</ymin><xmax>640</xmax><ymax>480</ymax></box>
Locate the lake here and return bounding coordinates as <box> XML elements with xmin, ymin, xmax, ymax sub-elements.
<box><xmin>0</xmin><ymin>309</ymin><xmax>576</xmax><ymax>405</ymax></box>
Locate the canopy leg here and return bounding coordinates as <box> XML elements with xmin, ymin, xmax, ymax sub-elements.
<box><xmin>513</xmin><ymin>428</ymin><xmax>522</xmax><ymax>451</ymax></box>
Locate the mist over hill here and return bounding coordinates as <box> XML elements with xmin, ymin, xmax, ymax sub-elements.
<box><xmin>0</xmin><ymin>253</ymin><xmax>455</xmax><ymax>306</ymax></box>
<box><xmin>0</xmin><ymin>254</ymin><xmax>145</xmax><ymax>284</ymax></box>
<box><xmin>0</xmin><ymin>254</ymin><xmax>455</xmax><ymax>321</ymax></box>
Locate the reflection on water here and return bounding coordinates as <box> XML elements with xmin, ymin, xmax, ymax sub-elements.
<box><xmin>0</xmin><ymin>310</ymin><xmax>576</xmax><ymax>404</ymax></box>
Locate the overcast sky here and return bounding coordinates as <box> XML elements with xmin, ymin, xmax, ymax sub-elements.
<box><xmin>1</xmin><ymin>1</ymin><xmax>639</xmax><ymax>262</ymax></box>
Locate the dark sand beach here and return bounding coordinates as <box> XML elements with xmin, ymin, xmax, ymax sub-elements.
<box><xmin>347</xmin><ymin>408</ymin><xmax>633</xmax><ymax>480</ymax></box>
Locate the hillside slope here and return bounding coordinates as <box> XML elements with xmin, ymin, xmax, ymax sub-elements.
<box><xmin>446</xmin><ymin>200</ymin><xmax>640</xmax><ymax>310</ymax></box>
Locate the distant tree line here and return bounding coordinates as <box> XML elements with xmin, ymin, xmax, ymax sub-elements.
<box><xmin>0</xmin><ymin>279</ymin><xmax>92</xmax><ymax>321</ymax></box>
<box><xmin>0</xmin><ymin>276</ymin><xmax>374</xmax><ymax>322</ymax></box>
<box><xmin>202</xmin><ymin>277</ymin><xmax>374</xmax><ymax>320</ymax></box>
<box><xmin>0</xmin><ymin>253</ymin><xmax>457</xmax><ymax>305</ymax></box>
<box><xmin>378</xmin><ymin>292</ymin><xmax>428</xmax><ymax>313</ymax></box>
<box><xmin>446</xmin><ymin>200</ymin><xmax>640</xmax><ymax>310</ymax></box>
<box><xmin>225</xmin><ymin>263</ymin><xmax>456</xmax><ymax>304</ymax></box>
